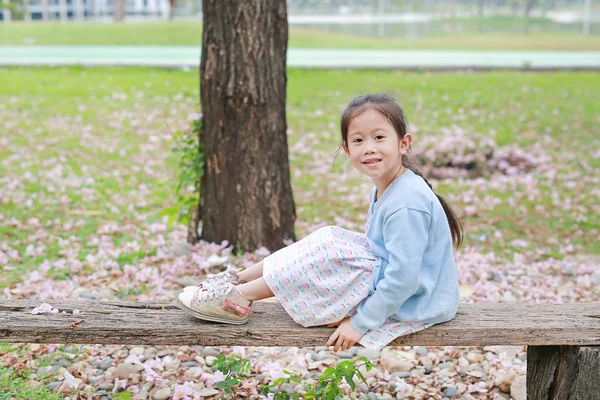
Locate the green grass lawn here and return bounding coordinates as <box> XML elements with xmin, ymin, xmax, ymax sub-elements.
<box><xmin>0</xmin><ymin>67</ymin><xmax>598</xmax><ymax>259</ymax></box>
<box><xmin>1</xmin><ymin>19</ymin><xmax>599</xmax><ymax>50</ymax></box>
<box><xmin>1</xmin><ymin>66</ymin><xmax>598</xmax><ymax>397</ymax></box>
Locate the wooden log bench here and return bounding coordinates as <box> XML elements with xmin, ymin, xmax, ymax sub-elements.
<box><xmin>1</xmin><ymin>300</ymin><xmax>599</xmax><ymax>399</ymax></box>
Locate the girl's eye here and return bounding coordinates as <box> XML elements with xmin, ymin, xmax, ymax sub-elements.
<box><xmin>353</xmin><ymin>138</ymin><xmax>362</xmax><ymax>143</ymax></box>
<box><xmin>376</xmin><ymin>135</ymin><xmax>385</xmax><ymax>140</ymax></box>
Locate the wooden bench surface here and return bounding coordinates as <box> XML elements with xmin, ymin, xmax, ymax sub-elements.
<box><xmin>1</xmin><ymin>300</ymin><xmax>599</xmax><ymax>347</ymax></box>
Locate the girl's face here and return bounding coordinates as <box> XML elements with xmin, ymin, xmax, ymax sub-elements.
<box><xmin>344</xmin><ymin>108</ymin><xmax>411</xmax><ymax>192</ymax></box>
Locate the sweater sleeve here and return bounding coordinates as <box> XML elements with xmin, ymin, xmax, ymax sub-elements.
<box><xmin>350</xmin><ymin>207</ymin><xmax>430</xmax><ymax>334</ymax></box>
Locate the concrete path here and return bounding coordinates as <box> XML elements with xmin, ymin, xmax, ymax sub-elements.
<box><xmin>0</xmin><ymin>46</ymin><xmax>599</xmax><ymax>69</ymax></box>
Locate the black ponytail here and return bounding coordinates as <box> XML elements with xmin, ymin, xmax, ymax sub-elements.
<box><xmin>404</xmin><ymin>160</ymin><xmax>464</xmax><ymax>249</ymax></box>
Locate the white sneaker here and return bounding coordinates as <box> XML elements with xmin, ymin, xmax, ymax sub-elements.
<box><xmin>177</xmin><ymin>283</ymin><xmax>252</xmax><ymax>325</ymax></box>
<box><xmin>182</xmin><ymin>265</ymin><xmax>246</xmax><ymax>292</ymax></box>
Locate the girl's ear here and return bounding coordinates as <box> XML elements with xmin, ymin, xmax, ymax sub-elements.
<box><xmin>399</xmin><ymin>133</ymin><xmax>412</xmax><ymax>155</ymax></box>
<box><xmin>342</xmin><ymin>143</ymin><xmax>349</xmax><ymax>155</ymax></box>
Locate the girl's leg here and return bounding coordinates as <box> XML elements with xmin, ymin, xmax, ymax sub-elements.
<box><xmin>237</xmin><ymin>261</ymin><xmax>264</xmax><ymax>282</ymax></box>
<box><xmin>236</xmin><ymin>277</ymin><xmax>274</xmax><ymax>301</ymax></box>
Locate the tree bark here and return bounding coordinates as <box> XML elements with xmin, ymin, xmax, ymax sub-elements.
<box><xmin>527</xmin><ymin>346</ymin><xmax>600</xmax><ymax>399</ymax></box>
<box><xmin>199</xmin><ymin>0</ymin><xmax>296</xmax><ymax>253</ymax></box>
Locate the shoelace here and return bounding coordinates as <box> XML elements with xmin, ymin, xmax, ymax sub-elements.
<box><xmin>196</xmin><ymin>272</ymin><xmax>229</xmax><ymax>289</ymax></box>
<box><xmin>197</xmin><ymin>266</ymin><xmax>242</xmax><ymax>289</ymax></box>
<box><xmin>191</xmin><ymin>283</ymin><xmax>232</xmax><ymax>304</ymax></box>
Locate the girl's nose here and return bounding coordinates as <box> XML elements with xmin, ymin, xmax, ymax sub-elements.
<box><xmin>364</xmin><ymin>141</ymin><xmax>376</xmax><ymax>154</ymax></box>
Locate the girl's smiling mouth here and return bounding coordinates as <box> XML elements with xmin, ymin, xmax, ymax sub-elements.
<box><xmin>363</xmin><ymin>158</ymin><xmax>382</xmax><ymax>166</ymax></box>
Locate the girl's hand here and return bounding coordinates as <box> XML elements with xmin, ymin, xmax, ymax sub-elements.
<box><xmin>326</xmin><ymin>317</ymin><xmax>364</xmax><ymax>352</ymax></box>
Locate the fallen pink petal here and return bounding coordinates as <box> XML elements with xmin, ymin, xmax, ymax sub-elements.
<box><xmin>30</xmin><ymin>302</ymin><xmax>55</xmax><ymax>315</ymax></box>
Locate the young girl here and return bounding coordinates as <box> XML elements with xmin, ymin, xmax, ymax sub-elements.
<box><xmin>177</xmin><ymin>93</ymin><xmax>463</xmax><ymax>351</ymax></box>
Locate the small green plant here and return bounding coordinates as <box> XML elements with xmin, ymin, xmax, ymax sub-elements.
<box><xmin>304</xmin><ymin>357</ymin><xmax>374</xmax><ymax>400</ymax></box>
<box><xmin>114</xmin><ymin>391</ymin><xmax>133</xmax><ymax>400</ymax></box>
<box><xmin>260</xmin><ymin>371</ymin><xmax>302</xmax><ymax>399</ymax></box>
<box><xmin>163</xmin><ymin>114</ymin><xmax>204</xmax><ymax>226</ymax></box>
<box><xmin>214</xmin><ymin>353</ymin><xmax>374</xmax><ymax>400</ymax></box>
<box><xmin>0</xmin><ymin>367</ymin><xmax>62</xmax><ymax>400</ymax></box>
<box><xmin>260</xmin><ymin>357</ymin><xmax>374</xmax><ymax>400</ymax></box>
<box><xmin>215</xmin><ymin>353</ymin><xmax>251</xmax><ymax>399</ymax></box>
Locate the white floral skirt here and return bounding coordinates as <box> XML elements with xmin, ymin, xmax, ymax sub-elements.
<box><xmin>263</xmin><ymin>226</ymin><xmax>431</xmax><ymax>350</ymax></box>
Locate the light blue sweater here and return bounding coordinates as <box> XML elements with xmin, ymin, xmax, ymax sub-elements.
<box><xmin>350</xmin><ymin>169</ymin><xmax>460</xmax><ymax>335</ymax></box>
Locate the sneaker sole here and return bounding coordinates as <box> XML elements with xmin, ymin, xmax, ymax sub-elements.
<box><xmin>176</xmin><ymin>297</ymin><xmax>249</xmax><ymax>325</ymax></box>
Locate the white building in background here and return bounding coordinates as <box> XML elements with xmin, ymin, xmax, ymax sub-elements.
<box><xmin>2</xmin><ymin>0</ymin><xmax>172</xmax><ymax>22</ymax></box>
<box><xmin>0</xmin><ymin>0</ymin><xmax>597</xmax><ymax>37</ymax></box>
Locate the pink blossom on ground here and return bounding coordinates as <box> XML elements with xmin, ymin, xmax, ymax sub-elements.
<box><xmin>63</xmin><ymin>370</ymin><xmax>79</xmax><ymax>389</ymax></box>
<box><xmin>468</xmin><ymin>384</ymin><xmax>488</xmax><ymax>393</ymax></box>
<box><xmin>212</xmin><ymin>370</ymin><xmax>226</xmax><ymax>385</ymax></box>
<box><xmin>114</xmin><ymin>379</ymin><xmax>127</xmax><ymax>389</ymax></box>
<box><xmin>257</xmin><ymin>359</ymin><xmax>292</xmax><ymax>383</ymax></box>
<box><xmin>231</xmin><ymin>346</ymin><xmax>246</xmax><ymax>356</ymax></box>
<box><xmin>142</xmin><ymin>360</ymin><xmax>165</xmax><ymax>385</ymax></box>
<box><xmin>196</xmin><ymin>372</ymin><xmax>209</xmax><ymax>382</ymax></box>
<box><xmin>173</xmin><ymin>384</ymin><xmax>200</xmax><ymax>400</ymax></box>
<box><xmin>124</xmin><ymin>354</ymin><xmax>142</xmax><ymax>365</ymax></box>
<box><xmin>395</xmin><ymin>379</ymin><xmax>414</xmax><ymax>399</ymax></box>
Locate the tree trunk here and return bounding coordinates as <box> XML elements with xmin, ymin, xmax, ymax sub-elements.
<box><xmin>41</xmin><ymin>0</ymin><xmax>48</xmax><ymax>20</ymax></box>
<box><xmin>114</xmin><ymin>0</ymin><xmax>125</xmax><ymax>22</ymax></box>
<box><xmin>541</xmin><ymin>0</ymin><xmax>555</xmax><ymax>19</ymax></box>
<box><xmin>24</xmin><ymin>0</ymin><xmax>31</xmax><ymax>21</ymax></box>
<box><xmin>59</xmin><ymin>0</ymin><xmax>67</xmax><ymax>21</ymax></box>
<box><xmin>527</xmin><ymin>346</ymin><xmax>600</xmax><ymax>399</ymax></box>
<box><xmin>524</xmin><ymin>0</ymin><xmax>535</xmax><ymax>18</ymax></box>
<box><xmin>1</xmin><ymin>0</ymin><xmax>11</xmax><ymax>22</ymax></box>
<box><xmin>168</xmin><ymin>0</ymin><xmax>176</xmax><ymax>20</ymax></box>
<box><xmin>447</xmin><ymin>0</ymin><xmax>456</xmax><ymax>32</ymax></box>
<box><xmin>74</xmin><ymin>0</ymin><xmax>84</xmax><ymax>21</ymax></box>
<box><xmin>477</xmin><ymin>0</ymin><xmax>485</xmax><ymax>34</ymax></box>
<box><xmin>199</xmin><ymin>0</ymin><xmax>296</xmax><ymax>253</ymax></box>
<box><xmin>511</xmin><ymin>0</ymin><xmax>518</xmax><ymax>17</ymax></box>
<box><xmin>523</xmin><ymin>0</ymin><xmax>535</xmax><ymax>34</ymax></box>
